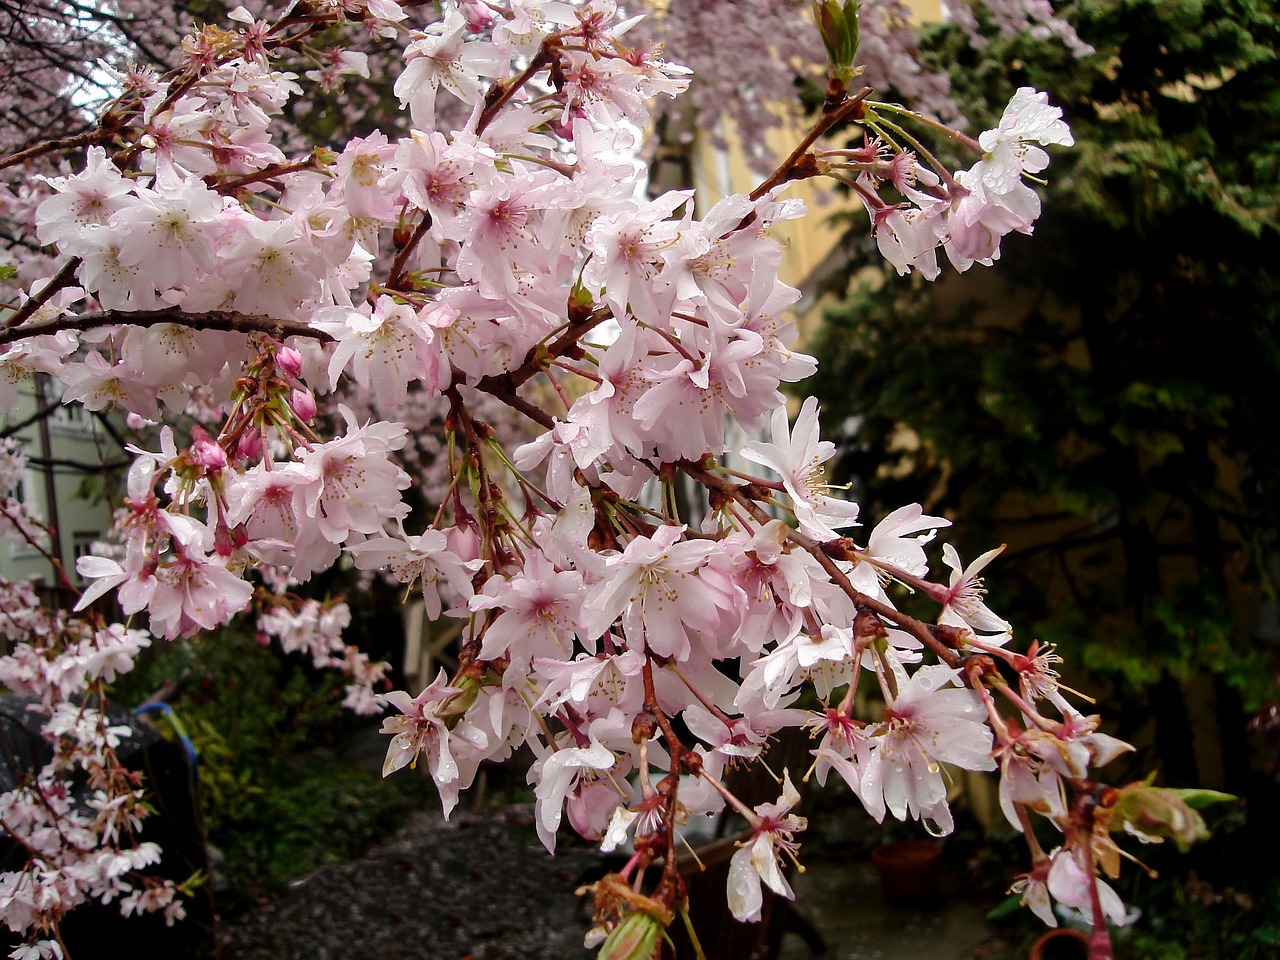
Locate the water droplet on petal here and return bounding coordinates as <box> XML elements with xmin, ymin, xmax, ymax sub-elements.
<box><xmin>922</xmin><ymin>817</ymin><xmax>948</xmax><ymax>838</ymax></box>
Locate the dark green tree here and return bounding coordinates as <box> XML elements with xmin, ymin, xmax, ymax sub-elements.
<box><xmin>811</xmin><ymin>0</ymin><xmax>1280</xmax><ymax>793</ymax></box>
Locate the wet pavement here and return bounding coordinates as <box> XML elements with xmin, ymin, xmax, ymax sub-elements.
<box><xmin>217</xmin><ymin>723</ymin><xmax>1003</xmax><ymax>960</ymax></box>
<box><xmin>779</xmin><ymin>853</ymin><xmax>996</xmax><ymax>960</ymax></box>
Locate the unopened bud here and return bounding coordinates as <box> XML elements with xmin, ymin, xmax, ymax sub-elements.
<box><xmin>631</xmin><ymin>712</ymin><xmax>658</xmax><ymax>744</ymax></box>
<box><xmin>436</xmin><ymin>675</ymin><xmax>481</xmax><ymax>724</ymax></box>
<box><xmin>596</xmin><ymin>912</ymin><xmax>663</xmax><ymax>960</ymax></box>
<box><xmin>290</xmin><ymin>387</ymin><xmax>317</xmax><ymax>422</ymax></box>
<box><xmin>190</xmin><ymin>428</ymin><xmax>227</xmax><ymax>472</ymax></box>
<box><xmin>813</xmin><ymin>0</ymin><xmax>861</xmax><ymax>88</ymax></box>
<box><xmin>276</xmin><ymin>345</ymin><xmax>304</xmax><ymax>378</ymax></box>
<box><xmin>459</xmin><ymin>0</ymin><xmax>495</xmax><ymax>30</ymax></box>
<box><xmin>1110</xmin><ymin>782</ymin><xmax>1227</xmax><ymax>852</ymax></box>
<box><xmin>237</xmin><ymin>429</ymin><xmax>263</xmax><ymax>461</ymax></box>
<box><xmin>446</xmin><ymin>517</ymin><xmax>482</xmax><ymax>563</ymax></box>
<box><xmin>567</xmin><ymin>283</ymin><xmax>594</xmax><ymax>323</ymax></box>
<box><xmin>548</xmin><ymin>116</ymin><xmax>574</xmax><ymax>141</ymax></box>
<box><xmin>213</xmin><ymin>520</ymin><xmax>235</xmax><ymax>557</ymax></box>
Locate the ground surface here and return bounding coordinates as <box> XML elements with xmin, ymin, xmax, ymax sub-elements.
<box><xmin>219</xmin><ymin>809</ymin><xmax>598</xmax><ymax>960</ymax></box>
<box><xmin>216</xmin><ymin>723</ymin><xmax>998</xmax><ymax>960</ymax></box>
<box><xmin>217</xmin><ymin>808</ymin><xmax>997</xmax><ymax>960</ymax></box>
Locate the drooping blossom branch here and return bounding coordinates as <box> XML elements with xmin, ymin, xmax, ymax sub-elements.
<box><xmin>0</xmin><ymin>3</ymin><xmax>1206</xmax><ymax>960</ymax></box>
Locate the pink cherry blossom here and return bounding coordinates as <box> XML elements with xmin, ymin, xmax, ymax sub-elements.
<box><xmin>530</xmin><ymin>736</ymin><xmax>617</xmax><ymax>853</ymax></box>
<box><xmin>931</xmin><ymin>543</ymin><xmax>1014</xmax><ymax>641</ymax></box>
<box><xmin>380</xmin><ymin>669</ymin><xmax>489</xmax><ymax>817</ymax></box>
<box><xmin>726</xmin><ymin>771</ymin><xmax>806</xmax><ymax>923</ymax></box>
<box><xmin>860</xmin><ymin>664</ymin><xmax>996</xmax><ymax>831</ymax></box>
<box><xmin>741</xmin><ymin>396</ymin><xmax>861</xmax><ymax>542</ymax></box>
<box><xmin>0</xmin><ymin>2</ymin><xmax>1137</xmax><ymax>950</ymax></box>
<box><xmin>350</xmin><ymin>527</ymin><xmax>484</xmax><ymax>619</ymax></box>
<box><xmin>292</xmin><ymin>408</ymin><xmax>412</xmax><ymax>543</ymax></box>
<box><xmin>581</xmin><ymin>525</ymin><xmax>728</xmax><ymax>660</ymax></box>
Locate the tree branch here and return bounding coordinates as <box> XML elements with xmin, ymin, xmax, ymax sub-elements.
<box><xmin>0</xmin><ymin>308</ymin><xmax>333</xmax><ymax>347</ymax></box>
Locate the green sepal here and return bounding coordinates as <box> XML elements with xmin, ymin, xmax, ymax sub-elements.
<box><xmin>597</xmin><ymin>911</ymin><xmax>663</xmax><ymax>960</ymax></box>
<box><xmin>813</xmin><ymin>1</ymin><xmax>861</xmax><ymax>83</ymax></box>
<box><xmin>1162</xmin><ymin>787</ymin><xmax>1237</xmax><ymax>810</ymax></box>
<box><xmin>1110</xmin><ymin>781</ymin><xmax>1221</xmax><ymax>852</ymax></box>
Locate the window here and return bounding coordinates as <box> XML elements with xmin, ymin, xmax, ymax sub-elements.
<box><xmin>71</xmin><ymin>532</ymin><xmax>102</xmax><ymax>583</ymax></box>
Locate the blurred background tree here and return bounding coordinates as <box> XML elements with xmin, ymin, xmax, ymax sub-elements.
<box><xmin>811</xmin><ymin>0</ymin><xmax>1280</xmax><ymax>796</ymax></box>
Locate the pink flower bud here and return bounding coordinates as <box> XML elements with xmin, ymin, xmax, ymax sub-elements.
<box><xmin>548</xmin><ymin>118</ymin><xmax>575</xmax><ymax>141</ymax></box>
<box><xmin>236</xmin><ymin>429</ymin><xmax>263</xmax><ymax>461</ymax></box>
<box><xmin>290</xmin><ymin>387</ymin><xmax>317</xmax><ymax>422</ymax></box>
<box><xmin>459</xmin><ymin>0</ymin><xmax>494</xmax><ymax>30</ymax></box>
<box><xmin>446</xmin><ymin>517</ymin><xmax>482</xmax><ymax>563</ymax></box>
<box><xmin>276</xmin><ymin>345</ymin><xmax>304</xmax><ymax>379</ymax></box>
<box><xmin>213</xmin><ymin>520</ymin><xmax>235</xmax><ymax>557</ymax></box>
<box><xmin>189</xmin><ymin>428</ymin><xmax>227</xmax><ymax>472</ymax></box>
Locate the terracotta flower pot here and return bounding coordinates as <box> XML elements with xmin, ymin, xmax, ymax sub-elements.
<box><xmin>1029</xmin><ymin>928</ymin><xmax>1090</xmax><ymax>960</ymax></box>
<box><xmin>870</xmin><ymin>840</ymin><xmax>943</xmax><ymax>901</ymax></box>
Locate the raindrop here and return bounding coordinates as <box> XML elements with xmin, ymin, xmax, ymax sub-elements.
<box><xmin>926</xmin><ymin>762</ymin><xmax>940</xmax><ymax>774</ymax></box>
<box><xmin>922</xmin><ymin>817</ymin><xmax>948</xmax><ymax>838</ymax></box>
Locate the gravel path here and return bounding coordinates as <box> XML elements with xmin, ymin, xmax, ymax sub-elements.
<box><xmin>219</xmin><ymin>810</ymin><xmax>599</xmax><ymax>960</ymax></box>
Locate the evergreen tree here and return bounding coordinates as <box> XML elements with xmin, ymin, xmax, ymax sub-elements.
<box><xmin>813</xmin><ymin>0</ymin><xmax>1280</xmax><ymax>792</ymax></box>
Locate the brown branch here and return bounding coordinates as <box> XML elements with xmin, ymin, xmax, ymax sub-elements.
<box><xmin>490</xmin><ymin>307</ymin><xmax>612</xmax><ymax>393</ymax></box>
<box><xmin>24</xmin><ymin>455</ymin><xmax>133</xmax><ymax>473</ymax></box>
<box><xmin>0</xmin><ymin>499</ymin><xmax>73</xmax><ymax>591</ymax></box>
<box><xmin>475</xmin><ymin>40</ymin><xmax>555</xmax><ymax>137</ymax></box>
<box><xmin>467</xmin><ymin>304</ymin><xmax>612</xmax><ymax>427</ymax></box>
<box><xmin>0</xmin><ymin>308</ymin><xmax>333</xmax><ymax>348</ymax></box>
<box><xmin>641</xmin><ymin>654</ymin><xmax>686</xmax><ymax>901</ymax></box>
<box><xmin>0</xmin><ymin>130</ymin><xmax>112</xmax><ymax>173</ymax></box>
<box><xmin>211</xmin><ymin>155</ymin><xmax>323</xmax><ymax>192</ymax></box>
<box><xmin>0</xmin><ymin>401</ymin><xmax>64</xmax><ymax>439</ymax></box>
<box><xmin>4</xmin><ymin>260</ymin><xmax>81</xmax><ymax>331</ymax></box>
<box><xmin>749</xmin><ymin>87</ymin><xmax>871</xmax><ymax>201</ymax></box>
<box><xmin>387</xmin><ymin>212</ymin><xmax>434</xmax><ymax>290</ymax></box>
<box><xmin>483</xmin><ymin>385</ymin><xmax>554</xmax><ymax>429</ymax></box>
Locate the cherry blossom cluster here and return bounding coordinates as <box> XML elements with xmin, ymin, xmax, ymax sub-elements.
<box><xmin>828</xmin><ymin>86</ymin><xmax>1077</xmax><ymax>278</ymax></box>
<box><xmin>0</xmin><ymin>577</ymin><xmax>186</xmax><ymax>959</ymax></box>
<box><xmin>258</xmin><ymin>596</ymin><xmax>389</xmax><ymax>714</ymax></box>
<box><xmin>607</xmin><ymin>1</ymin><xmax>1088</xmax><ymax>172</ymax></box>
<box><xmin>0</xmin><ymin>2</ymin><xmax>1198</xmax><ymax>958</ymax></box>
<box><xmin>0</xmin><ymin>440</ymin><xmax>51</xmax><ymax>555</ymax></box>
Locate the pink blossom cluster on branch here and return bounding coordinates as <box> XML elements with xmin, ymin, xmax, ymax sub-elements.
<box><xmin>0</xmin><ymin>3</ymin><xmax>1202</xmax><ymax>959</ymax></box>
